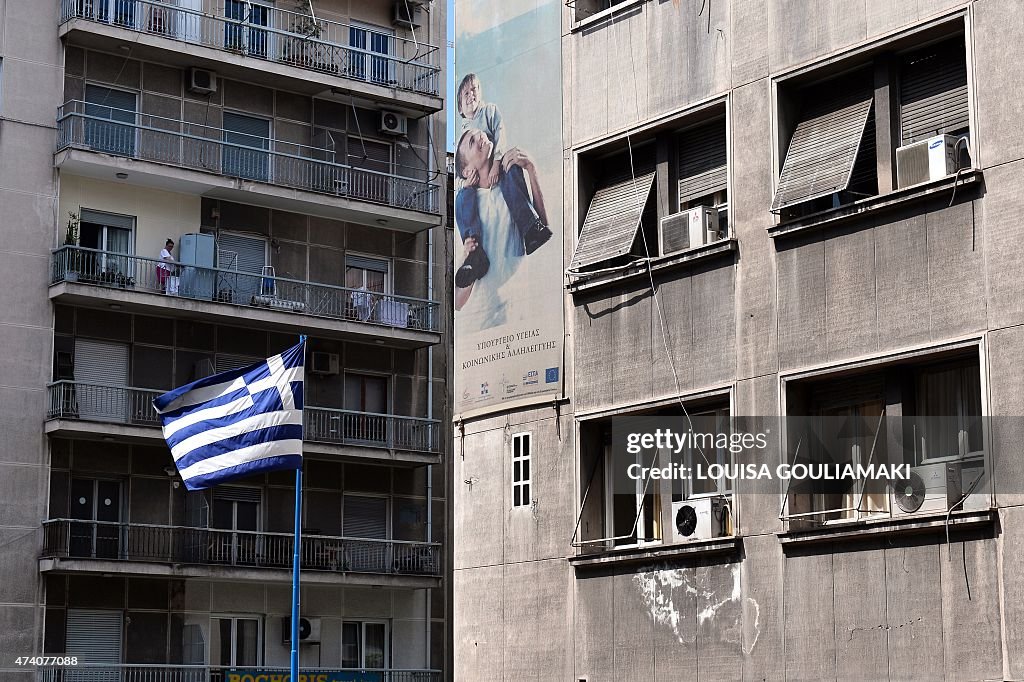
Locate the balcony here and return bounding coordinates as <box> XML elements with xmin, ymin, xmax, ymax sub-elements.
<box><xmin>51</xmin><ymin>247</ymin><xmax>440</xmax><ymax>346</ymax></box>
<box><xmin>55</xmin><ymin>101</ymin><xmax>442</xmax><ymax>231</ymax></box>
<box><xmin>40</xmin><ymin>519</ymin><xmax>441</xmax><ymax>586</ymax></box>
<box><xmin>46</xmin><ymin>381</ymin><xmax>442</xmax><ymax>463</ymax></box>
<box><xmin>58</xmin><ymin>0</ymin><xmax>442</xmax><ymax>108</ymax></box>
<box><xmin>37</xmin><ymin>666</ymin><xmax>441</xmax><ymax>682</ymax></box>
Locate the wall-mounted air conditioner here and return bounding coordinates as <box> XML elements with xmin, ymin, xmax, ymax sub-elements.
<box><xmin>393</xmin><ymin>0</ymin><xmax>423</xmax><ymax>28</ymax></box>
<box><xmin>895</xmin><ymin>134</ymin><xmax>959</xmax><ymax>188</ymax></box>
<box><xmin>310</xmin><ymin>352</ymin><xmax>339</xmax><ymax>376</ymax></box>
<box><xmin>659</xmin><ymin>206</ymin><xmax>718</xmax><ymax>257</ymax></box>
<box><xmin>379</xmin><ymin>110</ymin><xmax>408</xmax><ymax>136</ymax></box>
<box><xmin>188</xmin><ymin>68</ymin><xmax>218</xmax><ymax>95</ymax></box>
<box><xmin>282</xmin><ymin>616</ymin><xmax>321</xmax><ymax>645</ymax></box>
<box><xmin>672</xmin><ymin>496</ymin><xmax>729</xmax><ymax>542</ymax></box>
<box><xmin>890</xmin><ymin>461</ymin><xmax>963</xmax><ymax>516</ymax></box>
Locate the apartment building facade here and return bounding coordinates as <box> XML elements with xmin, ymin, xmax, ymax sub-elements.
<box><xmin>0</xmin><ymin>0</ymin><xmax>449</xmax><ymax>679</ymax></box>
<box><xmin>453</xmin><ymin>0</ymin><xmax>1024</xmax><ymax>679</ymax></box>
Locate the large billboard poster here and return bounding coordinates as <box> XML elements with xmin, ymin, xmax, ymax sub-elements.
<box><xmin>453</xmin><ymin>0</ymin><xmax>564</xmax><ymax>419</ymax></box>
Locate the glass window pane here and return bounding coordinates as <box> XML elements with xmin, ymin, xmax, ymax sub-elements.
<box><xmin>235</xmin><ymin>501</ymin><xmax>259</xmax><ymax>531</ymax></box>
<box><xmin>513</xmin><ymin>486</ymin><xmax>521</xmax><ymax>507</ymax></box>
<box><xmin>364</xmin><ymin>623</ymin><xmax>386</xmax><ymax>668</ymax></box>
<box><xmin>217</xmin><ymin>619</ymin><xmax>232</xmax><ymax>666</ymax></box>
<box><xmin>211</xmin><ymin>499</ymin><xmax>234</xmax><ymax>529</ymax></box>
<box><xmin>366</xmin><ymin>270</ymin><xmax>385</xmax><ymax>293</ymax></box>
<box><xmin>341</xmin><ymin>622</ymin><xmax>360</xmax><ymax>667</ymax></box>
<box><xmin>236</xmin><ymin>619</ymin><xmax>259</xmax><ymax>666</ymax></box>
<box><xmin>513</xmin><ymin>460</ymin><xmax>521</xmax><ymax>483</ymax></box>
<box><xmin>522</xmin><ymin>459</ymin><xmax>530</xmax><ymax>482</ymax></box>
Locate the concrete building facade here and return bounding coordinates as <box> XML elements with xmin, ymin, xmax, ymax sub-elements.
<box><xmin>453</xmin><ymin>0</ymin><xmax>1024</xmax><ymax>680</ymax></box>
<box><xmin>0</xmin><ymin>0</ymin><xmax>450</xmax><ymax>679</ymax></box>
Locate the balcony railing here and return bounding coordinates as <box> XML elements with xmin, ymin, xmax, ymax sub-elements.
<box><xmin>58</xmin><ymin>0</ymin><xmax>441</xmax><ymax>97</ymax></box>
<box><xmin>37</xmin><ymin>665</ymin><xmax>441</xmax><ymax>682</ymax></box>
<box><xmin>46</xmin><ymin>382</ymin><xmax>442</xmax><ymax>454</ymax></box>
<box><xmin>56</xmin><ymin>101</ymin><xmax>442</xmax><ymax>215</ymax></box>
<box><xmin>52</xmin><ymin>246</ymin><xmax>440</xmax><ymax>332</ymax></box>
<box><xmin>41</xmin><ymin>519</ymin><xmax>442</xmax><ymax>576</ymax></box>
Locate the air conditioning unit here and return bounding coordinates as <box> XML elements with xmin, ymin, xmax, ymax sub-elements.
<box><xmin>392</xmin><ymin>0</ymin><xmax>423</xmax><ymax>28</ymax></box>
<box><xmin>672</xmin><ymin>496</ymin><xmax>729</xmax><ymax>542</ymax></box>
<box><xmin>188</xmin><ymin>68</ymin><xmax>218</xmax><ymax>95</ymax></box>
<box><xmin>310</xmin><ymin>352</ymin><xmax>339</xmax><ymax>376</ymax></box>
<box><xmin>379</xmin><ymin>110</ymin><xmax>408</xmax><ymax>136</ymax></box>
<box><xmin>659</xmin><ymin>206</ymin><xmax>718</xmax><ymax>257</ymax></box>
<box><xmin>895</xmin><ymin>134</ymin><xmax>959</xmax><ymax>188</ymax></box>
<box><xmin>282</xmin><ymin>617</ymin><xmax>321</xmax><ymax>645</ymax></box>
<box><xmin>890</xmin><ymin>461</ymin><xmax>965</xmax><ymax>516</ymax></box>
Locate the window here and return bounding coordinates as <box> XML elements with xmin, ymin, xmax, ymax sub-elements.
<box><xmin>512</xmin><ymin>433</ymin><xmax>532</xmax><ymax>508</ymax></box>
<box><xmin>343</xmin><ymin>495</ymin><xmax>388</xmax><ymax>571</ymax></box>
<box><xmin>346</xmin><ymin>255</ymin><xmax>390</xmax><ymax>294</ymax></box>
<box><xmin>224</xmin><ymin>0</ymin><xmax>271</xmax><ymax>57</ymax></box>
<box><xmin>216</xmin><ymin>231</ymin><xmax>268</xmax><ymax>304</ymax></box>
<box><xmin>571</xmin><ymin>112</ymin><xmax>728</xmax><ymax>273</ymax></box>
<box><xmin>773</xmin><ymin>30</ymin><xmax>970</xmax><ymax>219</ymax></box>
<box><xmin>84</xmin><ymin>84</ymin><xmax>137</xmax><ymax>157</ymax></box>
<box><xmin>783</xmin><ymin>350</ymin><xmax>985</xmax><ymax>526</ymax></box>
<box><xmin>349</xmin><ymin>24</ymin><xmax>393</xmax><ymax>84</ymax></box>
<box><xmin>212</xmin><ymin>616</ymin><xmax>261</xmax><ymax>667</ymax></box>
<box><xmin>69</xmin><ymin>478</ymin><xmax>121</xmax><ymax>559</ymax></box>
<box><xmin>342</xmin><ymin>621</ymin><xmax>388</xmax><ymax>669</ymax></box>
<box><xmin>78</xmin><ymin>209</ymin><xmax>134</xmax><ymax>279</ymax></box>
<box><xmin>222</xmin><ymin>112</ymin><xmax>270</xmax><ymax>182</ymax></box>
<box><xmin>210</xmin><ymin>486</ymin><xmax>261</xmax><ymax>564</ymax></box>
<box><xmin>346</xmin><ymin>137</ymin><xmax>393</xmax><ymax>204</ymax></box>
<box><xmin>671</xmin><ymin>407</ymin><xmax>731</xmax><ymax>501</ymax></box>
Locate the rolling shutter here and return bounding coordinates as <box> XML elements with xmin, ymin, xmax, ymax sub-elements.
<box><xmin>84</xmin><ymin>85</ymin><xmax>137</xmax><ymax>119</ymax></box>
<box><xmin>899</xmin><ymin>37</ymin><xmax>969</xmax><ymax>144</ymax></box>
<box><xmin>677</xmin><ymin>120</ymin><xmax>727</xmax><ymax>205</ymax></box>
<box><xmin>214</xmin><ymin>486</ymin><xmax>262</xmax><ymax>503</ymax></box>
<box><xmin>772</xmin><ymin>75</ymin><xmax>874</xmax><ymax>212</ymax></box>
<box><xmin>223</xmin><ymin>112</ymin><xmax>270</xmax><ymax>150</ymax></box>
<box><xmin>569</xmin><ymin>172</ymin><xmax>656</xmax><ymax>270</ymax></box>
<box><xmin>217</xmin><ymin>232</ymin><xmax>266</xmax><ymax>273</ymax></box>
<box><xmin>215</xmin><ymin>354</ymin><xmax>263</xmax><ymax>372</ymax></box>
<box><xmin>344</xmin><ymin>496</ymin><xmax>388</xmax><ymax>539</ymax></box>
<box><xmin>74</xmin><ymin>339</ymin><xmax>130</xmax><ymax>422</ymax></box>
<box><xmin>67</xmin><ymin>609</ymin><xmax>123</xmax><ymax>664</ymax></box>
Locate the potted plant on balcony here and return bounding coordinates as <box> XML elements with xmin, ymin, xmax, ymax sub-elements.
<box><xmin>62</xmin><ymin>212</ymin><xmax>82</xmax><ymax>283</ymax></box>
<box><xmin>280</xmin><ymin>2</ymin><xmax>339</xmax><ymax>74</ymax></box>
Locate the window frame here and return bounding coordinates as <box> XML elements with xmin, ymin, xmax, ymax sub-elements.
<box><xmin>212</xmin><ymin>614</ymin><xmax>263</xmax><ymax>667</ymax></box>
<box><xmin>341</xmin><ymin>619</ymin><xmax>390</xmax><ymax>669</ymax></box>
<box><xmin>511</xmin><ymin>432</ymin><xmax>532</xmax><ymax>509</ymax></box>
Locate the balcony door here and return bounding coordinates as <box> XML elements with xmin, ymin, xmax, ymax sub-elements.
<box><xmin>344</xmin><ymin>373</ymin><xmax>389</xmax><ymax>445</ymax></box>
<box><xmin>346</xmin><ymin>137</ymin><xmax>393</xmax><ymax>205</ymax></box>
<box><xmin>66</xmin><ymin>609</ymin><xmax>123</xmax><ymax>681</ymax></box>
<box><xmin>216</xmin><ymin>231</ymin><xmax>268</xmax><ymax>306</ymax></box>
<box><xmin>73</xmin><ymin>338</ymin><xmax>130</xmax><ymax>422</ymax></box>
<box><xmin>224</xmin><ymin>0</ymin><xmax>272</xmax><ymax>58</ymax></box>
<box><xmin>212</xmin><ymin>616</ymin><xmax>261</xmax><ymax>667</ymax></box>
<box><xmin>348</xmin><ymin>23</ymin><xmax>393</xmax><ymax>84</ymax></box>
<box><xmin>84</xmin><ymin>84</ymin><xmax>137</xmax><ymax>157</ymax></box>
<box><xmin>222</xmin><ymin>112</ymin><xmax>270</xmax><ymax>181</ymax></box>
<box><xmin>69</xmin><ymin>478</ymin><xmax>122</xmax><ymax>559</ymax></box>
<box><xmin>78</xmin><ymin>209</ymin><xmax>134</xmax><ymax>282</ymax></box>
<box><xmin>342</xmin><ymin>621</ymin><xmax>388</xmax><ymax>669</ymax></box>
<box><xmin>343</xmin><ymin>495</ymin><xmax>388</xmax><ymax>571</ymax></box>
<box><xmin>211</xmin><ymin>486</ymin><xmax>261</xmax><ymax>565</ymax></box>
<box><xmin>345</xmin><ymin>255</ymin><xmax>389</xmax><ymax>322</ymax></box>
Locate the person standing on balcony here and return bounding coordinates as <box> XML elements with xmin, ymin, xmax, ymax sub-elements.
<box><xmin>158</xmin><ymin>239</ymin><xmax>176</xmax><ymax>293</ymax></box>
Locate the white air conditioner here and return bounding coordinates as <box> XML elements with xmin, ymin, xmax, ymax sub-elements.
<box><xmin>282</xmin><ymin>616</ymin><xmax>321</xmax><ymax>645</ymax></box>
<box><xmin>393</xmin><ymin>0</ymin><xmax>423</xmax><ymax>28</ymax></box>
<box><xmin>895</xmin><ymin>134</ymin><xmax>959</xmax><ymax>188</ymax></box>
<box><xmin>672</xmin><ymin>496</ymin><xmax>729</xmax><ymax>542</ymax></box>
<box><xmin>659</xmin><ymin>206</ymin><xmax>718</xmax><ymax>257</ymax></box>
<box><xmin>310</xmin><ymin>351</ymin><xmax>339</xmax><ymax>376</ymax></box>
<box><xmin>890</xmin><ymin>461</ymin><xmax>964</xmax><ymax>517</ymax></box>
<box><xmin>188</xmin><ymin>68</ymin><xmax>218</xmax><ymax>95</ymax></box>
<box><xmin>379</xmin><ymin>110</ymin><xmax>408</xmax><ymax>136</ymax></box>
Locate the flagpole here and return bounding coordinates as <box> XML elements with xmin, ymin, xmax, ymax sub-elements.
<box><xmin>291</xmin><ymin>334</ymin><xmax>307</xmax><ymax>682</ymax></box>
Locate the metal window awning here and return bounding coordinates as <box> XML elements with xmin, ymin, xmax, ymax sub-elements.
<box><xmin>569</xmin><ymin>172</ymin><xmax>656</xmax><ymax>271</ymax></box>
<box><xmin>678</xmin><ymin>120</ymin><xmax>728</xmax><ymax>205</ymax></box>
<box><xmin>771</xmin><ymin>94</ymin><xmax>874</xmax><ymax>212</ymax></box>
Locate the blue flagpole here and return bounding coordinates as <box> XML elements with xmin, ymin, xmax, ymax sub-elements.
<box><xmin>291</xmin><ymin>335</ymin><xmax>307</xmax><ymax>682</ymax></box>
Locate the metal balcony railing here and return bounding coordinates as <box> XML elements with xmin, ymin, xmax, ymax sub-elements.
<box><xmin>56</xmin><ymin>101</ymin><xmax>442</xmax><ymax>215</ymax></box>
<box><xmin>52</xmin><ymin>246</ymin><xmax>440</xmax><ymax>332</ymax></box>
<box><xmin>58</xmin><ymin>0</ymin><xmax>442</xmax><ymax>97</ymax></box>
<box><xmin>37</xmin><ymin>664</ymin><xmax>442</xmax><ymax>682</ymax></box>
<box><xmin>45</xmin><ymin>382</ymin><xmax>443</xmax><ymax>454</ymax></box>
<box><xmin>41</xmin><ymin>519</ymin><xmax>443</xmax><ymax>576</ymax></box>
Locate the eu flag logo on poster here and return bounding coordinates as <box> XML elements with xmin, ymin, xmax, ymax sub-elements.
<box><xmin>545</xmin><ymin>367</ymin><xmax>559</xmax><ymax>383</ymax></box>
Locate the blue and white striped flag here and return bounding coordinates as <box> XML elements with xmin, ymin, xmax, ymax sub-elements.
<box><xmin>153</xmin><ymin>340</ymin><xmax>305</xmax><ymax>491</ymax></box>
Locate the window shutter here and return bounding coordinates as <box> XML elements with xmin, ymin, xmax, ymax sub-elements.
<box><xmin>74</xmin><ymin>339</ymin><xmax>130</xmax><ymax>386</ymax></box>
<box><xmin>899</xmin><ymin>38</ymin><xmax>969</xmax><ymax>144</ymax></box>
<box><xmin>772</xmin><ymin>77</ymin><xmax>874</xmax><ymax>212</ymax></box>
<box><xmin>66</xmin><ymin>609</ymin><xmax>123</xmax><ymax>663</ymax></box>
<box><xmin>217</xmin><ymin>232</ymin><xmax>266</xmax><ymax>274</ymax></box>
<box><xmin>677</xmin><ymin>120</ymin><xmax>727</xmax><ymax>205</ymax></box>
<box><xmin>344</xmin><ymin>496</ymin><xmax>388</xmax><ymax>539</ymax></box>
<box><xmin>346</xmin><ymin>256</ymin><xmax>389</xmax><ymax>273</ymax></box>
<box><xmin>84</xmin><ymin>84</ymin><xmax>137</xmax><ymax>119</ymax></box>
<box><xmin>223</xmin><ymin>112</ymin><xmax>270</xmax><ymax>150</ymax></box>
<box><xmin>214</xmin><ymin>486</ymin><xmax>262</xmax><ymax>503</ymax></box>
<box><xmin>569</xmin><ymin>172</ymin><xmax>656</xmax><ymax>270</ymax></box>
<box><xmin>215</xmin><ymin>354</ymin><xmax>263</xmax><ymax>372</ymax></box>
<box><xmin>79</xmin><ymin>209</ymin><xmax>135</xmax><ymax>231</ymax></box>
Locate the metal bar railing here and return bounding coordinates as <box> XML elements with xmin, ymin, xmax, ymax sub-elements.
<box><xmin>51</xmin><ymin>246</ymin><xmax>441</xmax><ymax>332</ymax></box>
<box><xmin>305</xmin><ymin>406</ymin><xmax>440</xmax><ymax>453</ymax></box>
<box><xmin>45</xmin><ymin>382</ymin><xmax>443</xmax><ymax>455</ymax></box>
<box><xmin>40</xmin><ymin>519</ymin><xmax>443</xmax><ymax>576</ymax></box>
<box><xmin>56</xmin><ymin>101</ymin><xmax>442</xmax><ymax>215</ymax></box>
<box><xmin>37</xmin><ymin>665</ymin><xmax>442</xmax><ymax>682</ymax></box>
<box><xmin>58</xmin><ymin>0</ymin><xmax>442</xmax><ymax>96</ymax></box>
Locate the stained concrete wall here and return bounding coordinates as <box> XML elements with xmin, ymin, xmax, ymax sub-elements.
<box><xmin>454</xmin><ymin>0</ymin><xmax>1024</xmax><ymax>679</ymax></box>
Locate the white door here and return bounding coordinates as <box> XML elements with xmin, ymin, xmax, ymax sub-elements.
<box><xmin>67</xmin><ymin>609</ymin><xmax>122</xmax><ymax>681</ymax></box>
<box><xmin>74</xmin><ymin>339</ymin><xmax>130</xmax><ymax>422</ymax></box>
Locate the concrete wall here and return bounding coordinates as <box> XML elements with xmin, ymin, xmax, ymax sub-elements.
<box><xmin>454</xmin><ymin>0</ymin><xmax>1024</xmax><ymax>679</ymax></box>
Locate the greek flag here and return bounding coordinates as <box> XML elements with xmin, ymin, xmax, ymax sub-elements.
<box><xmin>153</xmin><ymin>340</ymin><xmax>305</xmax><ymax>491</ymax></box>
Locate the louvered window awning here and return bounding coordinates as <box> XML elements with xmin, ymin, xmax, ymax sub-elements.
<box><xmin>771</xmin><ymin>92</ymin><xmax>874</xmax><ymax>212</ymax></box>
<box><xmin>899</xmin><ymin>38</ymin><xmax>969</xmax><ymax>144</ymax></box>
<box><xmin>569</xmin><ymin>172</ymin><xmax>656</xmax><ymax>271</ymax></box>
<box><xmin>678</xmin><ymin>120</ymin><xmax>727</xmax><ymax>205</ymax></box>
